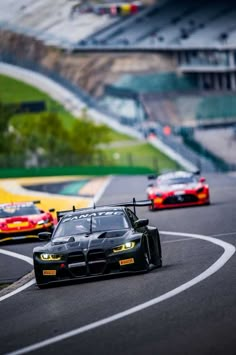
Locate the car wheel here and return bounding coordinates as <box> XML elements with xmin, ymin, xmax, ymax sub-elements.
<box><xmin>37</xmin><ymin>283</ymin><xmax>47</xmax><ymax>289</ymax></box>
<box><xmin>153</xmin><ymin>232</ymin><xmax>162</xmax><ymax>268</ymax></box>
<box><xmin>144</xmin><ymin>251</ymin><xmax>151</xmax><ymax>271</ymax></box>
<box><xmin>148</xmin><ymin>200</ymin><xmax>156</xmax><ymax>212</ymax></box>
<box><xmin>143</xmin><ymin>238</ymin><xmax>151</xmax><ymax>271</ymax></box>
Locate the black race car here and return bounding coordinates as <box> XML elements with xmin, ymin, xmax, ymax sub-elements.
<box><xmin>33</xmin><ymin>199</ymin><xmax>162</xmax><ymax>288</ymax></box>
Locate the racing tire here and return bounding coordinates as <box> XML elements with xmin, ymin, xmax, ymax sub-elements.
<box><xmin>148</xmin><ymin>200</ymin><xmax>156</xmax><ymax>212</ymax></box>
<box><xmin>37</xmin><ymin>283</ymin><xmax>47</xmax><ymax>289</ymax></box>
<box><xmin>153</xmin><ymin>231</ymin><xmax>162</xmax><ymax>268</ymax></box>
<box><xmin>143</xmin><ymin>239</ymin><xmax>151</xmax><ymax>272</ymax></box>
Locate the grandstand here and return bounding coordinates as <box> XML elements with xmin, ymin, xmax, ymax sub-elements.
<box><xmin>1</xmin><ymin>0</ymin><xmax>236</xmax><ymax>130</ymax></box>
<box><xmin>0</xmin><ymin>0</ymin><xmax>117</xmax><ymax>47</ymax></box>
<box><xmin>1</xmin><ymin>0</ymin><xmax>236</xmax><ymax>91</ymax></box>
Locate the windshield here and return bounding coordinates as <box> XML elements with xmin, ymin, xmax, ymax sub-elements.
<box><xmin>158</xmin><ymin>176</ymin><xmax>196</xmax><ymax>186</ymax></box>
<box><xmin>53</xmin><ymin>213</ymin><xmax>129</xmax><ymax>239</ymax></box>
<box><xmin>0</xmin><ymin>204</ymin><xmax>40</xmax><ymax>218</ymax></box>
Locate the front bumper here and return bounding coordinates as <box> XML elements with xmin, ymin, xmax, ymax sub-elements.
<box><xmin>150</xmin><ymin>192</ymin><xmax>209</xmax><ymax>210</ymax></box>
<box><xmin>0</xmin><ymin>224</ymin><xmax>54</xmax><ymax>243</ymax></box>
<box><xmin>34</xmin><ymin>246</ymin><xmax>146</xmax><ymax>286</ymax></box>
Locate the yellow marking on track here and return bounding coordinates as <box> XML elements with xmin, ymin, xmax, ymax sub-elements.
<box><xmin>0</xmin><ymin>176</ymin><xmax>95</xmax><ymax>219</ymax></box>
<box><xmin>16</xmin><ymin>176</ymin><xmax>87</xmax><ymax>185</ymax></box>
<box><xmin>79</xmin><ymin>177</ymin><xmax>108</xmax><ymax>196</ymax></box>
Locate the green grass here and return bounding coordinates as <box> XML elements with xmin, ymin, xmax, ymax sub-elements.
<box><xmin>102</xmin><ymin>142</ymin><xmax>179</xmax><ymax>172</ymax></box>
<box><xmin>1</xmin><ymin>74</ymin><xmax>180</xmax><ymax>172</ymax></box>
<box><xmin>0</xmin><ymin>74</ymin><xmax>76</xmax><ymax>129</ymax></box>
<box><xmin>0</xmin><ymin>74</ymin><xmax>53</xmax><ymax>103</ymax></box>
<box><xmin>106</xmin><ymin>128</ymin><xmax>135</xmax><ymax>141</ymax></box>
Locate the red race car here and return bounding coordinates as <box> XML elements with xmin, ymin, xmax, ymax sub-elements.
<box><xmin>147</xmin><ymin>171</ymin><xmax>210</xmax><ymax>211</ymax></box>
<box><xmin>0</xmin><ymin>201</ymin><xmax>55</xmax><ymax>243</ymax></box>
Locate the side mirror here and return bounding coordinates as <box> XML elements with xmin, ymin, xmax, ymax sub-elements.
<box><xmin>199</xmin><ymin>177</ymin><xmax>206</xmax><ymax>183</ymax></box>
<box><xmin>148</xmin><ymin>174</ymin><xmax>157</xmax><ymax>180</ymax></box>
<box><xmin>38</xmin><ymin>232</ymin><xmax>52</xmax><ymax>241</ymax></box>
<box><xmin>134</xmin><ymin>219</ymin><xmax>149</xmax><ymax>229</ymax></box>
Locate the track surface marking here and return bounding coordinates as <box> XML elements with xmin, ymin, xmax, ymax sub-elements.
<box><xmin>5</xmin><ymin>231</ymin><xmax>235</xmax><ymax>355</ymax></box>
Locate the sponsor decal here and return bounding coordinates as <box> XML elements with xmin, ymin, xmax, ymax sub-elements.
<box><xmin>63</xmin><ymin>211</ymin><xmax>123</xmax><ymax>222</ymax></box>
<box><xmin>119</xmin><ymin>258</ymin><xmax>134</xmax><ymax>266</ymax></box>
<box><xmin>43</xmin><ymin>270</ymin><xmax>56</xmax><ymax>276</ymax></box>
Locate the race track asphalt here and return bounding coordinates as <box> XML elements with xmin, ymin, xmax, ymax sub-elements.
<box><xmin>0</xmin><ymin>173</ymin><xmax>235</xmax><ymax>355</ymax></box>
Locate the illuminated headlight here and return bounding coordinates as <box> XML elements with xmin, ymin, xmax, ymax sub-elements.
<box><xmin>37</xmin><ymin>219</ymin><xmax>49</xmax><ymax>225</ymax></box>
<box><xmin>40</xmin><ymin>254</ymin><xmax>62</xmax><ymax>261</ymax></box>
<box><xmin>113</xmin><ymin>242</ymin><xmax>135</xmax><ymax>253</ymax></box>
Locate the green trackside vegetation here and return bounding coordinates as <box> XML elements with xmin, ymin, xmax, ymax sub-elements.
<box><xmin>103</xmin><ymin>141</ymin><xmax>179</xmax><ymax>171</ymax></box>
<box><xmin>0</xmin><ymin>74</ymin><xmax>179</xmax><ymax>173</ymax></box>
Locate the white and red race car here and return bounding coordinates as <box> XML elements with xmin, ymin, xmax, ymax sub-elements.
<box><xmin>147</xmin><ymin>171</ymin><xmax>210</xmax><ymax>211</ymax></box>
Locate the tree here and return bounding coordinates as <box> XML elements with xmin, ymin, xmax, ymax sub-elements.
<box><xmin>10</xmin><ymin>110</ymin><xmax>111</xmax><ymax>167</ymax></box>
<box><xmin>0</xmin><ymin>101</ymin><xmax>16</xmax><ymax>153</ymax></box>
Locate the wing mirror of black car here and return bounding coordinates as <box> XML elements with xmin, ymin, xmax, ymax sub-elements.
<box><xmin>38</xmin><ymin>232</ymin><xmax>52</xmax><ymax>241</ymax></box>
<box><xmin>134</xmin><ymin>219</ymin><xmax>149</xmax><ymax>229</ymax></box>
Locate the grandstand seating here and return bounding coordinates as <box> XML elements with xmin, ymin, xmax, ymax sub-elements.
<box><xmin>113</xmin><ymin>72</ymin><xmax>198</xmax><ymax>93</ymax></box>
<box><xmin>196</xmin><ymin>95</ymin><xmax>236</xmax><ymax>120</ymax></box>
<box><xmin>140</xmin><ymin>92</ymin><xmax>236</xmax><ymax>128</ymax></box>
<box><xmin>1</xmin><ymin>0</ymin><xmax>236</xmax><ymax>50</ymax></box>
<box><xmin>140</xmin><ymin>1</ymin><xmax>229</xmax><ymax>46</ymax></box>
<box><xmin>0</xmin><ymin>0</ymin><xmax>115</xmax><ymax>47</ymax></box>
<box><xmin>76</xmin><ymin>0</ymin><xmax>236</xmax><ymax>50</ymax></box>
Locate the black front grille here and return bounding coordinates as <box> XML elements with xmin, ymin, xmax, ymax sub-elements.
<box><xmin>68</xmin><ymin>252</ymin><xmax>85</xmax><ymax>264</ymax></box>
<box><xmin>87</xmin><ymin>249</ymin><xmax>106</xmax><ymax>262</ymax></box>
<box><xmin>68</xmin><ymin>252</ymin><xmax>86</xmax><ymax>277</ymax></box>
<box><xmin>163</xmin><ymin>194</ymin><xmax>198</xmax><ymax>205</ymax></box>
<box><xmin>87</xmin><ymin>249</ymin><xmax>106</xmax><ymax>275</ymax></box>
<box><xmin>66</xmin><ymin>249</ymin><xmax>107</xmax><ymax>277</ymax></box>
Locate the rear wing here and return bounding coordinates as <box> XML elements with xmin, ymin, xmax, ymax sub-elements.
<box><xmin>56</xmin><ymin>198</ymin><xmax>153</xmax><ymax>221</ymax></box>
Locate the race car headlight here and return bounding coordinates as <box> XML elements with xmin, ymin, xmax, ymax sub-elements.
<box><xmin>113</xmin><ymin>242</ymin><xmax>135</xmax><ymax>253</ymax></box>
<box><xmin>196</xmin><ymin>187</ymin><xmax>204</xmax><ymax>193</ymax></box>
<box><xmin>40</xmin><ymin>253</ymin><xmax>62</xmax><ymax>261</ymax></box>
<box><xmin>37</xmin><ymin>219</ymin><xmax>50</xmax><ymax>225</ymax></box>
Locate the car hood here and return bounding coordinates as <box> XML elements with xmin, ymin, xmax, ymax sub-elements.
<box><xmin>150</xmin><ymin>182</ymin><xmax>199</xmax><ymax>193</ymax></box>
<box><xmin>34</xmin><ymin>230</ymin><xmax>136</xmax><ymax>253</ymax></box>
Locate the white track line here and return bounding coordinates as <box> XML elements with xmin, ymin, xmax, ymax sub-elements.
<box><xmin>89</xmin><ymin>176</ymin><xmax>113</xmax><ymax>207</ymax></box>
<box><xmin>6</xmin><ymin>231</ymin><xmax>235</xmax><ymax>355</ymax></box>
<box><xmin>211</xmin><ymin>231</ymin><xmax>236</xmax><ymax>237</ymax></box>
<box><xmin>0</xmin><ymin>249</ymin><xmax>35</xmax><ymax>302</ymax></box>
<box><xmin>163</xmin><ymin>237</ymin><xmax>193</xmax><ymax>244</ymax></box>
